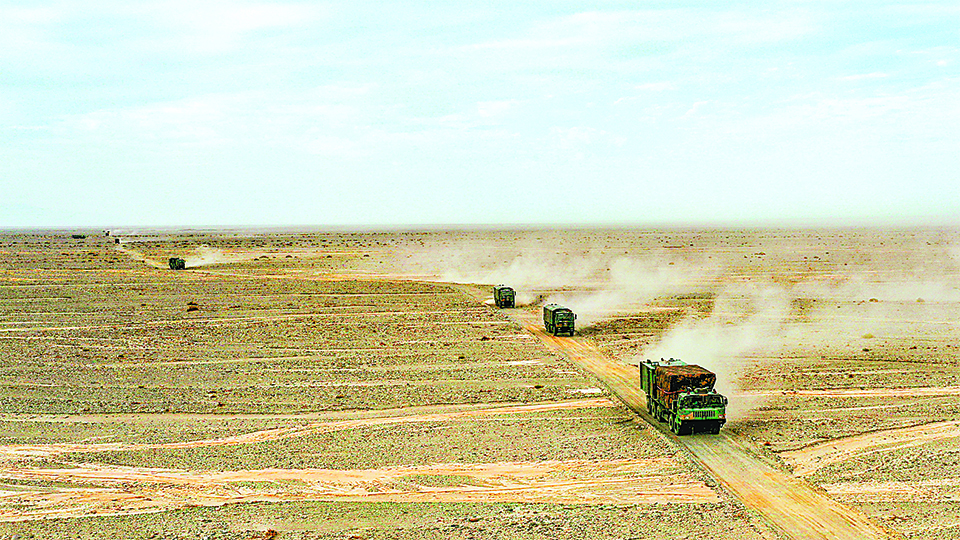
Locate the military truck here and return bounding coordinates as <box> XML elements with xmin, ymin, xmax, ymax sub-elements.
<box><xmin>639</xmin><ymin>358</ymin><xmax>727</xmax><ymax>435</ymax></box>
<box><xmin>543</xmin><ymin>304</ymin><xmax>576</xmax><ymax>336</ymax></box>
<box><xmin>493</xmin><ymin>285</ymin><xmax>515</xmax><ymax>308</ymax></box>
<box><xmin>168</xmin><ymin>257</ymin><xmax>186</xmax><ymax>270</ymax></box>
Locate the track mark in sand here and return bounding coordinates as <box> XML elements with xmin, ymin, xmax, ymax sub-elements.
<box><xmin>0</xmin><ymin>308</ymin><xmax>491</xmax><ymax>333</ymax></box>
<box><xmin>0</xmin><ymin>399</ymin><xmax>616</xmax><ymax>460</ymax></box>
<box><xmin>187</xmin><ymin>268</ymin><xmax>443</xmax><ymax>283</ymax></box>
<box><xmin>742</xmin><ymin>387</ymin><xmax>960</xmax><ymax>398</ymax></box>
<box><xmin>0</xmin><ymin>458</ymin><xmax>716</xmax><ymax>521</ymax></box>
<box><xmin>781</xmin><ymin>420</ymin><xmax>960</xmax><ymax>476</ymax></box>
<box><xmin>113</xmin><ymin>245</ymin><xmax>165</xmax><ymax>269</ymax></box>
<box><xmin>822</xmin><ymin>478</ymin><xmax>960</xmax><ymax>501</ymax></box>
<box><xmin>502</xmin><ymin>309</ymin><xmax>893</xmax><ymax>540</ymax></box>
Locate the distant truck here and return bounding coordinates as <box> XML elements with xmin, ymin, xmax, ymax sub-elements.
<box><xmin>168</xmin><ymin>257</ymin><xmax>186</xmax><ymax>270</ymax></box>
<box><xmin>639</xmin><ymin>358</ymin><xmax>727</xmax><ymax>435</ymax></box>
<box><xmin>543</xmin><ymin>304</ymin><xmax>576</xmax><ymax>336</ymax></box>
<box><xmin>493</xmin><ymin>285</ymin><xmax>515</xmax><ymax>308</ymax></box>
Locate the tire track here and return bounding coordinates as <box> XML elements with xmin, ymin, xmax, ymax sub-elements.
<box><xmin>781</xmin><ymin>420</ymin><xmax>960</xmax><ymax>476</ymax></box>
<box><xmin>0</xmin><ymin>458</ymin><xmax>716</xmax><ymax>522</ymax></box>
<box><xmin>499</xmin><ymin>307</ymin><xmax>895</xmax><ymax>540</ymax></box>
<box><xmin>0</xmin><ymin>399</ymin><xmax>616</xmax><ymax>460</ymax></box>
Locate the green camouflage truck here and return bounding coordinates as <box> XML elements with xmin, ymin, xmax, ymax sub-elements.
<box><xmin>493</xmin><ymin>285</ymin><xmax>516</xmax><ymax>308</ymax></box>
<box><xmin>542</xmin><ymin>304</ymin><xmax>576</xmax><ymax>336</ymax></box>
<box><xmin>639</xmin><ymin>358</ymin><xmax>727</xmax><ymax>435</ymax></box>
<box><xmin>168</xmin><ymin>257</ymin><xmax>186</xmax><ymax>270</ymax></box>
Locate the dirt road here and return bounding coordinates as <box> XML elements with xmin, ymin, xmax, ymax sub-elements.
<box><xmin>505</xmin><ymin>308</ymin><xmax>895</xmax><ymax>540</ymax></box>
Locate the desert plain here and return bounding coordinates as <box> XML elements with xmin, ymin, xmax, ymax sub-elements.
<box><xmin>0</xmin><ymin>227</ymin><xmax>958</xmax><ymax>539</ymax></box>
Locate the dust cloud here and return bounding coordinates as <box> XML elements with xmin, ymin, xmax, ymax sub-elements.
<box><xmin>402</xmin><ymin>244</ymin><xmax>716</xmax><ymax>326</ymax></box>
<box><xmin>399</xmin><ymin>236</ymin><xmax>960</xmax><ymax>422</ymax></box>
<box><xmin>185</xmin><ymin>245</ymin><xmax>249</xmax><ymax>267</ymax></box>
<box><xmin>546</xmin><ymin>258</ymin><xmax>716</xmax><ymax>328</ymax></box>
<box><xmin>795</xmin><ymin>276</ymin><xmax>960</xmax><ymax>304</ymax></box>
<box><xmin>638</xmin><ymin>283</ymin><xmax>790</xmax><ymax>420</ymax></box>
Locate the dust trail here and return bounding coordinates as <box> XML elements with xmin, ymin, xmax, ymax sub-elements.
<box><xmin>404</xmin><ymin>244</ymin><xmax>717</xmax><ymax>327</ymax></box>
<box><xmin>113</xmin><ymin>244</ymin><xmax>165</xmax><ymax>269</ymax></box>
<box><xmin>185</xmin><ymin>245</ymin><xmax>252</xmax><ymax>267</ymax></box>
<box><xmin>419</xmin><ymin>247</ymin><xmax>611</xmax><ymax>289</ymax></box>
<box><xmin>547</xmin><ymin>258</ymin><xmax>714</xmax><ymax>328</ymax></box>
<box><xmin>795</xmin><ymin>275</ymin><xmax>960</xmax><ymax>304</ymax></box>
<box><xmin>637</xmin><ymin>283</ymin><xmax>791</xmax><ymax>420</ymax></box>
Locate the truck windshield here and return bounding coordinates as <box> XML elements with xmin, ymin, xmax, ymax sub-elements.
<box><xmin>680</xmin><ymin>395</ymin><xmax>724</xmax><ymax>408</ymax></box>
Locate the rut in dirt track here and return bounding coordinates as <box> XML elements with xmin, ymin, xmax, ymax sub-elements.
<box><xmin>500</xmin><ymin>307</ymin><xmax>896</xmax><ymax>540</ymax></box>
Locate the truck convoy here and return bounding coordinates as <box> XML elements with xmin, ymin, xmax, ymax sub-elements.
<box><xmin>169</xmin><ymin>257</ymin><xmax>186</xmax><ymax>270</ymax></box>
<box><xmin>493</xmin><ymin>285</ymin><xmax>515</xmax><ymax>308</ymax></box>
<box><xmin>543</xmin><ymin>304</ymin><xmax>576</xmax><ymax>336</ymax></box>
<box><xmin>639</xmin><ymin>358</ymin><xmax>727</xmax><ymax>435</ymax></box>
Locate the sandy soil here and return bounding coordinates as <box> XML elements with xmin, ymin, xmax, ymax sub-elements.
<box><xmin>0</xmin><ymin>399</ymin><xmax>616</xmax><ymax>460</ymax></box>
<box><xmin>2</xmin><ymin>227</ymin><xmax>959</xmax><ymax>539</ymax></box>
<box><xmin>0</xmin><ymin>457</ymin><xmax>714</xmax><ymax>522</ymax></box>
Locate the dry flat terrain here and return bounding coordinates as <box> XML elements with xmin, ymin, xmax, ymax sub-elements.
<box><xmin>0</xmin><ymin>227</ymin><xmax>958</xmax><ymax>539</ymax></box>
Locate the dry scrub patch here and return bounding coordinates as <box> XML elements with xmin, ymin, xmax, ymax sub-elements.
<box><xmin>0</xmin><ymin>500</ymin><xmax>768</xmax><ymax>540</ymax></box>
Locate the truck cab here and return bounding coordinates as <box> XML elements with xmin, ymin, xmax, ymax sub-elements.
<box><xmin>493</xmin><ymin>285</ymin><xmax>515</xmax><ymax>308</ymax></box>
<box><xmin>543</xmin><ymin>304</ymin><xmax>576</xmax><ymax>336</ymax></box>
<box><xmin>672</xmin><ymin>388</ymin><xmax>728</xmax><ymax>434</ymax></box>
<box><xmin>639</xmin><ymin>358</ymin><xmax>727</xmax><ymax>435</ymax></box>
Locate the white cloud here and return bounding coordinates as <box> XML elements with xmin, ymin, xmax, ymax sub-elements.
<box><xmin>0</xmin><ymin>6</ymin><xmax>61</xmax><ymax>25</ymax></box>
<box><xmin>841</xmin><ymin>72</ymin><xmax>890</xmax><ymax>81</ymax></box>
<box><xmin>635</xmin><ymin>82</ymin><xmax>675</xmax><ymax>91</ymax></box>
<box><xmin>53</xmin><ymin>89</ymin><xmax>364</xmax><ymax>148</ymax></box>
<box><xmin>476</xmin><ymin>99</ymin><xmax>519</xmax><ymax>118</ymax></box>
<box><xmin>682</xmin><ymin>100</ymin><xmax>712</xmax><ymax>118</ymax></box>
<box><xmin>468</xmin><ymin>8</ymin><xmax>814</xmax><ymax>53</ymax></box>
<box><xmin>550</xmin><ymin>126</ymin><xmax>625</xmax><ymax>150</ymax></box>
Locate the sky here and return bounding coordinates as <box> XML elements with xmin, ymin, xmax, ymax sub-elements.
<box><xmin>1</xmin><ymin>0</ymin><xmax>958</xmax><ymax>228</ymax></box>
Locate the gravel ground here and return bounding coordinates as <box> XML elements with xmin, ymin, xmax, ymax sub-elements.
<box><xmin>69</xmin><ymin>408</ymin><xmax>668</xmax><ymax>470</ymax></box>
<box><xmin>0</xmin><ymin>500</ymin><xmax>771</xmax><ymax>540</ymax></box>
<box><xmin>5</xmin><ymin>227</ymin><xmax>960</xmax><ymax>538</ymax></box>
